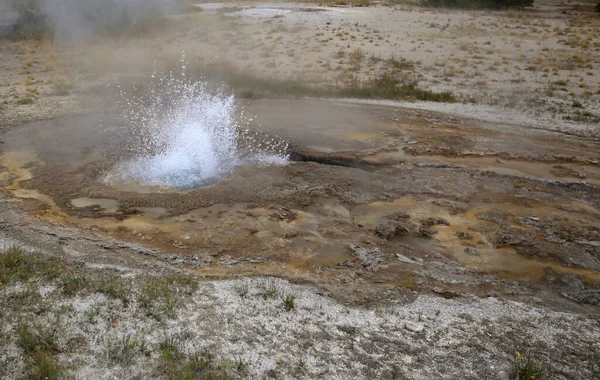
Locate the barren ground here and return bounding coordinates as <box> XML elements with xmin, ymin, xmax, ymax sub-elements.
<box><xmin>0</xmin><ymin>1</ymin><xmax>599</xmax><ymax>379</ymax></box>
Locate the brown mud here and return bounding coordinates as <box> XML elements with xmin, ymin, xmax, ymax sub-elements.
<box><xmin>1</xmin><ymin>98</ymin><xmax>599</xmax><ymax>307</ymax></box>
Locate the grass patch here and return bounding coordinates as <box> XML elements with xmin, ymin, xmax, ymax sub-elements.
<box><xmin>56</xmin><ymin>269</ymin><xmax>131</xmax><ymax>300</ymax></box>
<box><xmin>106</xmin><ymin>334</ymin><xmax>147</xmax><ymax>365</ymax></box>
<box><xmin>338</xmin><ymin>73</ymin><xmax>456</xmax><ymax>102</ymax></box>
<box><xmin>157</xmin><ymin>336</ymin><xmax>236</xmax><ymax>380</ymax></box>
<box><xmin>16</xmin><ymin>96</ymin><xmax>35</xmax><ymax>105</ymax></box>
<box><xmin>183</xmin><ymin>62</ymin><xmax>455</xmax><ymax>103</ymax></box>
<box><xmin>0</xmin><ymin>246</ymin><xmax>62</xmax><ymax>285</ymax></box>
<box><xmin>137</xmin><ymin>274</ymin><xmax>198</xmax><ymax>320</ymax></box>
<box><xmin>234</xmin><ymin>283</ymin><xmax>249</xmax><ymax>298</ymax></box>
<box><xmin>0</xmin><ymin>247</ymin><xmax>130</xmax><ymax>301</ymax></box>
<box><xmin>25</xmin><ymin>351</ymin><xmax>63</xmax><ymax>380</ymax></box>
<box><xmin>419</xmin><ymin>0</ymin><xmax>533</xmax><ymax>9</ymax></box>
<box><xmin>16</xmin><ymin>322</ymin><xmax>59</xmax><ymax>356</ymax></box>
<box><xmin>223</xmin><ymin>71</ymin><xmax>454</xmax><ymax>102</ymax></box>
<box><xmin>563</xmin><ymin>110</ymin><xmax>600</xmax><ymax>123</ymax></box>
<box><xmin>17</xmin><ymin>322</ymin><xmax>64</xmax><ymax>380</ymax></box>
<box><xmin>283</xmin><ymin>294</ymin><xmax>296</xmax><ymax>312</ymax></box>
<box><xmin>257</xmin><ymin>278</ymin><xmax>282</xmax><ymax>300</ymax></box>
<box><xmin>93</xmin><ymin>274</ymin><xmax>131</xmax><ymax>301</ymax></box>
<box><xmin>513</xmin><ymin>352</ymin><xmax>547</xmax><ymax>380</ymax></box>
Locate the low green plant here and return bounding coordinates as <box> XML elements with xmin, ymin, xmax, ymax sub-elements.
<box><xmin>157</xmin><ymin>337</ymin><xmax>234</xmax><ymax>380</ymax></box>
<box><xmin>283</xmin><ymin>294</ymin><xmax>296</xmax><ymax>312</ymax></box>
<box><xmin>234</xmin><ymin>283</ymin><xmax>249</xmax><ymax>298</ymax></box>
<box><xmin>295</xmin><ymin>358</ymin><xmax>308</xmax><ymax>374</ymax></box>
<box><xmin>563</xmin><ymin>111</ymin><xmax>600</xmax><ymax>123</ymax></box>
<box><xmin>0</xmin><ymin>247</ymin><xmax>62</xmax><ymax>285</ymax></box>
<box><xmin>185</xmin><ymin>62</ymin><xmax>455</xmax><ymax>103</ymax></box>
<box><xmin>107</xmin><ymin>334</ymin><xmax>144</xmax><ymax>365</ymax></box>
<box><xmin>420</xmin><ymin>0</ymin><xmax>533</xmax><ymax>8</ymax></box>
<box><xmin>138</xmin><ymin>274</ymin><xmax>197</xmax><ymax>320</ymax></box>
<box><xmin>16</xmin><ymin>96</ymin><xmax>34</xmax><ymax>105</ymax></box>
<box><xmin>16</xmin><ymin>322</ymin><xmax>59</xmax><ymax>356</ymax></box>
<box><xmin>26</xmin><ymin>351</ymin><xmax>63</xmax><ymax>380</ymax></box>
<box><xmin>258</xmin><ymin>279</ymin><xmax>281</xmax><ymax>300</ymax></box>
<box><xmin>93</xmin><ymin>275</ymin><xmax>131</xmax><ymax>301</ymax></box>
<box><xmin>512</xmin><ymin>352</ymin><xmax>547</xmax><ymax>380</ymax></box>
<box><xmin>339</xmin><ymin>73</ymin><xmax>456</xmax><ymax>102</ymax></box>
<box><xmin>16</xmin><ymin>322</ymin><xmax>63</xmax><ymax>380</ymax></box>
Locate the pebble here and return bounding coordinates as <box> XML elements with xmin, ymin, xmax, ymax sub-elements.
<box><xmin>465</xmin><ymin>247</ymin><xmax>479</xmax><ymax>256</ymax></box>
<box><xmin>404</xmin><ymin>321</ymin><xmax>425</xmax><ymax>333</ymax></box>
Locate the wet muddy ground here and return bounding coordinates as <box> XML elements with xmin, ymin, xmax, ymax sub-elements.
<box><xmin>1</xmin><ymin>98</ymin><xmax>599</xmax><ymax>308</ymax></box>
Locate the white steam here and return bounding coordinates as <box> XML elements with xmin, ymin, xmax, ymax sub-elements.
<box><xmin>4</xmin><ymin>0</ymin><xmax>187</xmax><ymax>39</ymax></box>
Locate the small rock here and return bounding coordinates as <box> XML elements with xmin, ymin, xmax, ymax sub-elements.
<box><xmin>284</xmin><ymin>231</ymin><xmax>298</xmax><ymax>239</ymax></box>
<box><xmin>417</xmin><ymin>226</ymin><xmax>438</xmax><ymax>237</ymax></box>
<box><xmin>401</xmin><ymin>356</ymin><xmax>414</xmax><ymax>365</ymax></box>
<box><xmin>465</xmin><ymin>247</ymin><xmax>479</xmax><ymax>256</ymax></box>
<box><xmin>375</xmin><ymin>221</ymin><xmax>411</xmax><ymax>240</ymax></box>
<box><xmin>248</xmin><ymin>257</ymin><xmax>266</xmax><ymax>263</ymax></box>
<box><xmin>404</xmin><ymin>321</ymin><xmax>425</xmax><ymax>333</ymax></box>
<box><xmin>222</xmin><ymin>260</ymin><xmax>240</xmax><ymax>266</ymax></box>
<box><xmin>421</xmin><ymin>217</ymin><xmax>449</xmax><ymax>226</ymax></box>
<box><xmin>271</xmin><ymin>206</ymin><xmax>296</xmax><ymax>222</ymax></box>
<box><xmin>349</xmin><ymin>244</ymin><xmax>383</xmax><ymax>271</ymax></box>
<box><xmin>389</xmin><ymin>212</ymin><xmax>410</xmax><ymax>220</ymax></box>
<box><xmin>456</xmin><ymin>231</ymin><xmax>473</xmax><ymax>240</ymax></box>
<box><xmin>395</xmin><ymin>253</ymin><xmax>418</xmax><ymax>264</ymax></box>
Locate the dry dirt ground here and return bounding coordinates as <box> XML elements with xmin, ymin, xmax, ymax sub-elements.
<box><xmin>0</xmin><ymin>1</ymin><xmax>599</xmax><ymax>379</ymax></box>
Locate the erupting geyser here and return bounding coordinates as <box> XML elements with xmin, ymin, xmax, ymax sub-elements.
<box><xmin>103</xmin><ymin>67</ymin><xmax>288</xmax><ymax>189</ymax></box>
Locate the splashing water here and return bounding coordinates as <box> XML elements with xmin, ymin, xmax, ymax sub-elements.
<box><xmin>104</xmin><ymin>68</ymin><xmax>288</xmax><ymax>189</ymax></box>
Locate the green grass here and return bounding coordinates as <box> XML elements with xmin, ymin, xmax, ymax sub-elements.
<box><xmin>234</xmin><ymin>283</ymin><xmax>249</xmax><ymax>298</ymax></box>
<box><xmin>55</xmin><ymin>270</ymin><xmax>131</xmax><ymax>300</ymax></box>
<box><xmin>283</xmin><ymin>294</ymin><xmax>296</xmax><ymax>312</ymax></box>
<box><xmin>563</xmin><ymin>110</ymin><xmax>600</xmax><ymax>123</ymax></box>
<box><xmin>16</xmin><ymin>96</ymin><xmax>34</xmax><ymax>105</ymax></box>
<box><xmin>16</xmin><ymin>322</ymin><xmax>59</xmax><ymax>356</ymax></box>
<box><xmin>0</xmin><ymin>247</ymin><xmax>230</xmax><ymax>378</ymax></box>
<box><xmin>16</xmin><ymin>322</ymin><xmax>63</xmax><ymax>380</ymax></box>
<box><xmin>26</xmin><ymin>351</ymin><xmax>63</xmax><ymax>380</ymax></box>
<box><xmin>257</xmin><ymin>279</ymin><xmax>282</xmax><ymax>300</ymax></box>
<box><xmin>106</xmin><ymin>334</ymin><xmax>147</xmax><ymax>365</ymax></box>
<box><xmin>137</xmin><ymin>274</ymin><xmax>198</xmax><ymax>320</ymax></box>
<box><xmin>157</xmin><ymin>336</ymin><xmax>235</xmax><ymax>380</ymax></box>
<box><xmin>513</xmin><ymin>352</ymin><xmax>547</xmax><ymax>380</ymax></box>
<box><xmin>0</xmin><ymin>246</ymin><xmax>62</xmax><ymax>285</ymax></box>
<box><xmin>186</xmin><ymin>63</ymin><xmax>456</xmax><ymax>103</ymax></box>
<box><xmin>419</xmin><ymin>0</ymin><xmax>533</xmax><ymax>9</ymax></box>
<box><xmin>338</xmin><ymin>73</ymin><xmax>456</xmax><ymax>102</ymax></box>
<box><xmin>231</xmin><ymin>72</ymin><xmax>455</xmax><ymax>102</ymax></box>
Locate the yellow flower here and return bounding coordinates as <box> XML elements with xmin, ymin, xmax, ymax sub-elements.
<box><xmin>531</xmin><ymin>376</ymin><xmax>535</xmax><ymax>380</ymax></box>
<box><xmin>517</xmin><ymin>353</ymin><xmax>522</xmax><ymax>359</ymax></box>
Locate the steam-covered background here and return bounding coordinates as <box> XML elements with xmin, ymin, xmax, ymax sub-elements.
<box><xmin>0</xmin><ymin>0</ymin><xmax>187</xmax><ymax>39</ymax></box>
